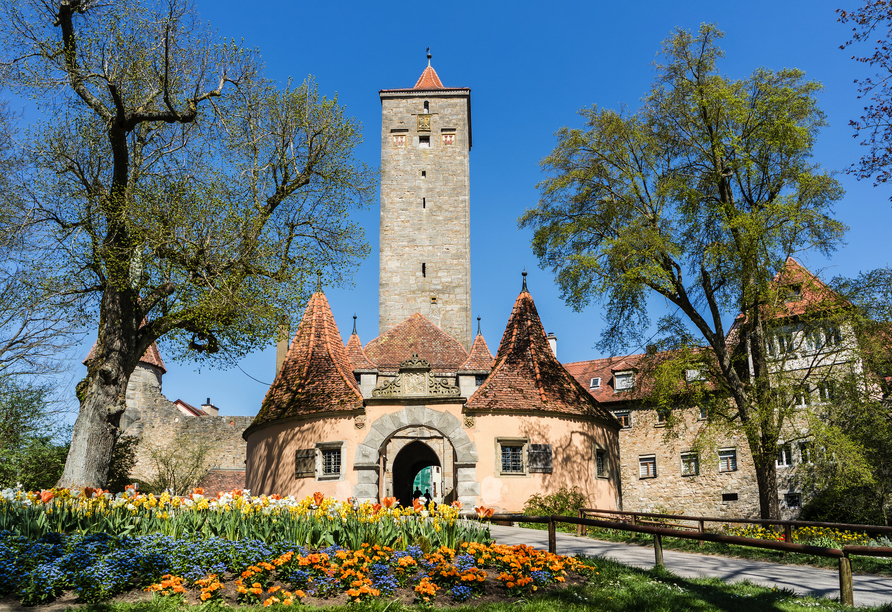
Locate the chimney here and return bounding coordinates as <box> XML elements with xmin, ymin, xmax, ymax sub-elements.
<box><xmin>547</xmin><ymin>332</ymin><xmax>557</xmax><ymax>357</ymax></box>
<box><xmin>201</xmin><ymin>397</ymin><xmax>219</xmax><ymax>417</ymax></box>
<box><xmin>276</xmin><ymin>318</ymin><xmax>290</xmax><ymax>378</ymax></box>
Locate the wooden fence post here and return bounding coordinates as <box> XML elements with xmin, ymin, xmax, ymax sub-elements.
<box><xmin>698</xmin><ymin>520</ymin><xmax>705</xmax><ymax>547</ymax></box>
<box><xmin>548</xmin><ymin>516</ymin><xmax>557</xmax><ymax>554</ymax></box>
<box><xmin>784</xmin><ymin>524</ymin><xmax>792</xmax><ymax>543</ymax></box>
<box><xmin>838</xmin><ymin>554</ymin><xmax>854</xmax><ymax>606</ymax></box>
<box><xmin>577</xmin><ymin>510</ymin><xmax>583</xmax><ymax>537</ymax></box>
<box><xmin>654</xmin><ymin>533</ymin><xmax>664</xmax><ymax>568</ymax></box>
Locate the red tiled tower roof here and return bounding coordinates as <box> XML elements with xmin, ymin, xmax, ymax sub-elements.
<box><xmin>413</xmin><ymin>65</ymin><xmax>444</xmax><ymax>89</ymax></box>
<box><xmin>465</xmin><ymin>282</ymin><xmax>617</xmax><ymax>424</ymax></box>
<box><xmin>346</xmin><ymin>330</ymin><xmax>377</xmax><ymax>371</ymax></box>
<box><xmin>250</xmin><ymin>292</ymin><xmax>363</xmax><ymax>430</ymax></box>
<box><xmin>458</xmin><ymin>332</ymin><xmax>494</xmax><ymax>373</ymax></box>
<box><xmin>83</xmin><ymin>337</ymin><xmax>167</xmax><ymax>374</ymax></box>
<box><xmin>364</xmin><ymin>313</ymin><xmax>469</xmax><ymax>374</ymax></box>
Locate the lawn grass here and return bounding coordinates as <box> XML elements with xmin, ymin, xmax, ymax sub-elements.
<box><xmin>47</xmin><ymin>558</ymin><xmax>892</xmax><ymax>612</ymax></box>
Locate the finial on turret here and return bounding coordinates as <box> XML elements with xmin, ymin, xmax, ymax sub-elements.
<box><xmin>352</xmin><ymin>314</ymin><xmax>357</xmax><ymax>335</ymax></box>
<box><xmin>315</xmin><ymin>271</ymin><xmax>323</xmax><ymax>293</ymax></box>
<box><xmin>521</xmin><ymin>269</ymin><xmax>528</xmax><ymax>293</ymax></box>
<box><xmin>426</xmin><ymin>47</ymin><xmax>431</xmax><ymax>67</ymax></box>
<box><xmin>477</xmin><ymin>316</ymin><xmax>482</xmax><ymax>336</ymax></box>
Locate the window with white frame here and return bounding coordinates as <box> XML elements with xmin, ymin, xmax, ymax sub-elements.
<box><xmin>767</xmin><ymin>326</ymin><xmax>796</xmax><ymax>357</ymax></box>
<box><xmin>699</xmin><ymin>407</ymin><xmax>708</xmax><ymax>420</ymax></box>
<box><xmin>817</xmin><ymin>380</ymin><xmax>836</xmax><ymax>402</ymax></box>
<box><xmin>685</xmin><ymin>368</ymin><xmax>705</xmax><ymax>382</ymax></box>
<box><xmin>784</xmin><ymin>493</ymin><xmax>802</xmax><ymax>509</ymax></box>
<box><xmin>681</xmin><ymin>452</ymin><xmax>699</xmax><ymax>476</ymax></box>
<box><xmin>793</xmin><ymin>386</ymin><xmax>812</xmax><ymax>407</ymax></box>
<box><xmin>614</xmin><ymin>371</ymin><xmax>634</xmax><ymax>391</ymax></box>
<box><xmin>776</xmin><ymin>443</ymin><xmax>793</xmax><ymax>468</ymax></box>
<box><xmin>638</xmin><ymin>455</ymin><xmax>657</xmax><ymax>478</ymax></box>
<box><xmin>595</xmin><ymin>448</ymin><xmax>609</xmax><ymax>478</ymax></box>
<box><xmin>589</xmin><ymin>377</ymin><xmax>601</xmax><ymax>389</ymax></box>
<box><xmin>496</xmin><ymin>438</ymin><xmax>528</xmax><ymax>475</ymax></box>
<box><xmin>718</xmin><ymin>449</ymin><xmax>737</xmax><ymax>472</ymax></box>
<box><xmin>315</xmin><ymin>441</ymin><xmax>345</xmax><ymax>481</ymax></box>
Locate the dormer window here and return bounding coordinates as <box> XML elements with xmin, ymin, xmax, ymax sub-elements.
<box><xmin>786</xmin><ymin>284</ymin><xmax>802</xmax><ymax>302</ymax></box>
<box><xmin>589</xmin><ymin>377</ymin><xmax>601</xmax><ymax>389</ymax></box>
<box><xmin>614</xmin><ymin>371</ymin><xmax>634</xmax><ymax>392</ymax></box>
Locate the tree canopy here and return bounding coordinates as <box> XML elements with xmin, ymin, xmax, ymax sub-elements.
<box><xmin>520</xmin><ymin>24</ymin><xmax>846</xmax><ymax>518</ymax></box>
<box><xmin>0</xmin><ymin>0</ymin><xmax>376</xmax><ymax>488</ymax></box>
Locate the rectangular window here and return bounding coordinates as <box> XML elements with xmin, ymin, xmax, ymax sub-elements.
<box><xmin>799</xmin><ymin>442</ymin><xmax>813</xmax><ymax>464</ymax></box>
<box><xmin>825</xmin><ymin>325</ymin><xmax>842</xmax><ymax>346</ymax></box>
<box><xmin>793</xmin><ymin>386</ymin><xmax>812</xmax><ymax>407</ymax></box>
<box><xmin>817</xmin><ymin>381</ymin><xmax>836</xmax><ymax>402</ymax></box>
<box><xmin>589</xmin><ymin>377</ymin><xmax>601</xmax><ymax>389</ymax></box>
<box><xmin>614</xmin><ymin>411</ymin><xmax>631</xmax><ymax>428</ymax></box>
<box><xmin>685</xmin><ymin>368</ymin><xmax>705</xmax><ymax>382</ymax></box>
<box><xmin>638</xmin><ymin>455</ymin><xmax>657</xmax><ymax>479</ymax></box>
<box><xmin>776</xmin><ymin>443</ymin><xmax>793</xmax><ymax>468</ymax></box>
<box><xmin>321</xmin><ymin>448</ymin><xmax>341</xmax><ymax>476</ymax></box>
<box><xmin>784</xmin><ymin>493</ymin><xmax>802</xmax><ymax>509</ymax></box>
<box><xmin>474</xmin><ymin>375</ymin><xmax>486</xmax><ymax>386</ymax></box>
<box><xmin>681</xmin><ymin>452</ymin><xmax>699</xmax><ymax>476</ymax></box>
<box><xmin>418</xmin><ymin>135</ymin><xmax>430</xmax><ymax>148</ymax></box>
<box><xmin>718</xmin><ymin>449</ymin><xmax>737</xmax><ymax>472</ymax></box>
<box><xmin>501</xmin><ymin>445</ymin><xmax>524</xmax><ymax>474</ymax></box>
<box><xmin>699</xmin><ymin>407</ymin><xmax>708</xmax><ymax>420</ymax></box>
<box><xmin>722</xmin><ymin>492</ymin><xmax>739</xmax><ymax>502</ymax></box>
<box><xmin>596</xmin><ymin>448</ymin><xmax>608</xmax><ymax>478</ymax></box>
<box><xmin>655</xmin><ymin>408</ymin><xmax>669</xmax><ymax>425</ymax></box>
<box><xmin>614</xmin><ymin>371</ymin><xmax>634</xmax><ymax>391</ymax></box>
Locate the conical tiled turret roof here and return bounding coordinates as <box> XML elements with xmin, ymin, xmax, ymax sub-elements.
<box><xmin>413</xmin><ymin>65</ymin><xmax>444</xmax><ymax>89</ymax></box>
<box><xmin>249</xmin><ymin>292</ymin><xmax>363</xmax><ymax>431</ymax></box>
<box><xmin>465</xmin><ymin>281</ymin><xmax>617</xmax><ymax>423</ymax></box>
<box><xmin>458</xmin><ymin>332</ymin><xmax>494</xmax><ymax>373</ymax></box>
<box><xmin>345</xmin><ymin>325</ymin><xmax>377</xmax><ymax>372</ymax></box>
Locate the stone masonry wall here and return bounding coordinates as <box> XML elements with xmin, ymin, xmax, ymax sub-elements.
<box><xmin>120</xmin><ymin>363</ymin><xmax>252</xmax><ymax>489</ymax></box>
<box><xmin>379</xmin><ymin>90</ymin><xmax>472</xmax><ymax>351</ymax></box>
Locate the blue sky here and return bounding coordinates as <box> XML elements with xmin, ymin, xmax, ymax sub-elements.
<box><xmin>60</xmin><ymin>0</ymin><xmax>892</xmax><ymax>416</ymax></box>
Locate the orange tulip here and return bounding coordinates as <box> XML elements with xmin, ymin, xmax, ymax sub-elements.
<box><xmin>313</xmin><ymin>491</ymin><xmax>325</xmax><ymax>506</ymax></box>
<box><xmin>83</xmin><ymin>487</ymin><xmax>96</xmax><ymax>499</ymax></box>
<box><xmin>413</xmin><ymin>499</ymin><xmax>423</xmax><ymax>512</ymax></box>
<box><xmin>452</xmin><ymin>500</ymin><xmax>463</xmax><ymax>509</ymax></box>
<box><xmin>381</xmin><ymin>496</ymin><xmax>398</xmax><ymax>508</ymax></box>
<box><xmin>372</xmin><ymin>503</ymin><xmax>382</xmax><ymax>512</ymax></box>
<box><xmin>40</xmin><ymin>490</ymin><xmax>54</xmax><ymax>504</ymax></box>
<box><xmin>193</xmin><ymin>487</ymin><xmax>204</xmax><ymax>495</ymax></box>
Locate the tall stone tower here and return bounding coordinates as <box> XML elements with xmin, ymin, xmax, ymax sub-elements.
<box><xmin>379</xmin><ymin>53</ymin><xmax>472</xmax><ymax>351</ymax></box>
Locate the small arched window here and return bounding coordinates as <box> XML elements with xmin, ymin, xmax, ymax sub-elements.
<box><xmin>423</xmin><ymin>100</ymin><xmax>429</xmax><ymax>112</ymax></box>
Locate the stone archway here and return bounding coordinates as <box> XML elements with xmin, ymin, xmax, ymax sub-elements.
<box><xmin>392</xmin><ymin>440</ymin><xmax>440</xmax><ymax>507</ymax></box>
<box><xmin>353</xmin><ymin>406</ymin><xmax>479</xmax><ymax>509</ymax></box>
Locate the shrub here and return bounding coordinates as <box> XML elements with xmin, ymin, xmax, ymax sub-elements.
<box><xmin>523</xmin><ymin>486</ymin><xmax>588</xmax><ymax>517</ymax></box>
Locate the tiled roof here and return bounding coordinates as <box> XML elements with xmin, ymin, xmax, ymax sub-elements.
<box><xmin>346</xmin><ymin>332</ymin><xmax>377</xmax><ymax>371</ymax></box>
<box><xmin>564</xmin><ymin>354</ymin><xmax>647</xmax><ymax>405</ymax></box>
<box><xmin>458</xmin><ymin>333</ymin><xmax>494</xmax><ymax>372</ymax></box>
<box><xmin>413</xmin><ymin>66</ymin><xmax>444</xmax><ymax>89</ymax></box>
<box><xmin>251</xmin><ymin>292</ymin><xmax>363</xmax><ymax>429</ymax></box>
<box><xmin>465</xmin><ymin>288</ymin><xmax>617</xmax><ymax>424</ymax></box>
<box><xmin>173</xmin><ymin>399</ymin><xmax>207</xmax><ymax>417</ymax></box>
<box><xmin>364</xmin><ymin>313</ymin><xmax>469</xmax><ymax>374</ymax></box>
<box><xmin>83</xmin><ymin>337</ymin><xmax>167</xmax><ymax>374</ymax></box>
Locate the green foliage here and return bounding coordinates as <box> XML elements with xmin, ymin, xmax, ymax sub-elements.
<box><xmin>520</xmin><ymin>23</ymin><xmax>847</xmax><ymax>519</ymax></box>
<box><xmin>142</xmin><ymin>433</ymin><xmax>212</xmax><ymax>496</ymax></box>
<box><xmin>0</xmin><ymin>378</ymin><xmax>70</xmax><ymax>491</ymax></box>
<box><xmin>523</xmin><ymin>486</ymin><xmax>588</xmax><ymax>517</ymax></box>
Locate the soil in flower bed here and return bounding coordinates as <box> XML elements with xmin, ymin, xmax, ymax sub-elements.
<box><xmin>0</xmin><ymin>569</ymin><xmax>592</xmax><ymax>611</ymax></box>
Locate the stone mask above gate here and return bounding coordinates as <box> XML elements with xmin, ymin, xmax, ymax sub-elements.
<box><xmin>371</xmin><ymin>353</ymin><xmax>460</xmax><ymax>398</ymax></box>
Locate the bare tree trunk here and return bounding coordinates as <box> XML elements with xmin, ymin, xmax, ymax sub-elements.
<box><xmin>57</xmin><ymin>289</ymin><xmax>140</xmax><ymax>490</ymax></box>
<box><xmin>753</xmin><ymin>452</ymin><xmax>780</xmax><ymax>520</ymax></box>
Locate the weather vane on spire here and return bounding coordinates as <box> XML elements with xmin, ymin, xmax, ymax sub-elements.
<box><xmin>426</xmin><ymin>47</ymin><xmax>431</xmax><ymax>66</ymax></box>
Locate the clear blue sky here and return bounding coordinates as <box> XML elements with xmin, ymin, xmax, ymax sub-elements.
<box><xmin>60</xmin><ymin>0</ymin><xmax>892</xmax><ymax>416</ymax></box>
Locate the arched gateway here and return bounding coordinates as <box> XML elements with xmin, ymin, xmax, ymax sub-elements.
<box><xmin>352</xmin><ymin>405</ymin><xmax>479</xmax><ymax>509</ymax></box>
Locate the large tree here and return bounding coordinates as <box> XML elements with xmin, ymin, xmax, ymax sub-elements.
<box><xmin>520</xmin><ymin>24</ymin><xmax>845</xmax><ymax>519</ymax></box>
<box><xmin>0</xmin><ymin>0</ymin><xmax>376</xmax><ymax>489</ymax></box>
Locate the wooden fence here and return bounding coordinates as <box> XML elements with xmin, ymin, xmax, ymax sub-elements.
<box><xmin>478</xmin><ymin>509</ymin><xmax>892</xmax><ymax>607</ymax></box>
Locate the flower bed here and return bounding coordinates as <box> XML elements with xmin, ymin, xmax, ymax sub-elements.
<box><xmin>0</xmin><ymin>529</ymin><xmax>594</xmax><ymax>606</ymax></box>
<box><xmin>0</xmin><ymin>486</ymin><xmax>491</xmax><ymax>551</ymax></box>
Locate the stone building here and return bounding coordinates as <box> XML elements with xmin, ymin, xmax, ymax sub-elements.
<box><xmin>243</xmin><ymin>58</ymin><xmax>621</xmax><ymax>511</ymax></box>
<box><xmin>566</xmin><ymin>258</ymin><xmax>862</xmax><ymax>519</ymax></box>
<box><xmin>84</xmin><ymin>342</ymin><xmax>252</xmax><ymax>494</ymax></box>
